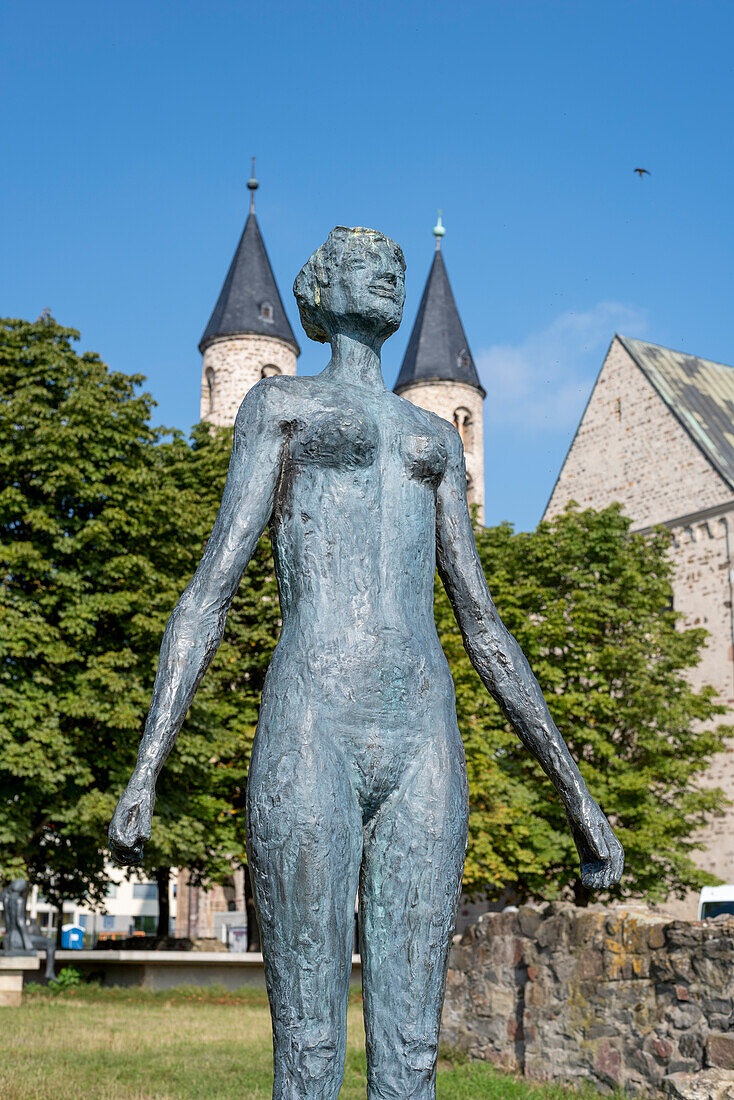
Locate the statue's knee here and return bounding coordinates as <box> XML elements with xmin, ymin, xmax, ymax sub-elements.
<box><xmin>369</xmin><ymin>1031</ymin><xmax>438</xmax><ymax>1097</ymax></box>
<box><xmin>296</xmin><ymin>1038</ymin><xmax>341</xmax><ymax>1081</ymax></box>
<box><xmin>276</xmin><ymin>1024</ymin><xmax>343</xmax><ymax>1084</ymax></box>
<box><xmin>401</xmin><ymin>1031</ymin><xmax>438</xmax><ymax>1075</ymax></box>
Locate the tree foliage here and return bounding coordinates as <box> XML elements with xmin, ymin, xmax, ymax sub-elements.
<box><xmin>436</xmin><ymin>506</ymin><xmax>729</xmax><ymax>904</ymax></box>
<box><xmin>1</xmin><ymin>315</ymin><xmax>159</xmax><ymax>905</ymax></box>
<box><xmin>2</xmin><ymin>316</ymin><xmax>727</xmax><ymax>912</ymax></box>
<box><xmin>0</xmin><ymin>317</ymin><xmax>277</xmax><ymax>910</ymax></box>
<box><xmin>129</xmin><ymin>425</ymin><xmax>280</xmax><ymax>889</ymax></box>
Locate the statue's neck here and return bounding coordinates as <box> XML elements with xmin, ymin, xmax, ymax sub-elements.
<box><xmin>322</xmin><ymin>333</ymin><xmax>386</xmax><ymax>392</ymax></box>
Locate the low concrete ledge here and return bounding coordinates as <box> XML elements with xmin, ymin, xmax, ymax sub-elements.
<box><xmin>0</xmin><ymin>954</ymin><xmax>40</xmax><ymax>1007</ymax></box>
<box><xmin>54</xmin><ymin>950</ymin><xmax>363</xmax><ymax>991</ymax></box>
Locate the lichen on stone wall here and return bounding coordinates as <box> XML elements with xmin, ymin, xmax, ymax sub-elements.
<box><xmin>442</xmin><ymin>902</ymin><xmax>734</xmax><ymax>1097</ymax></box>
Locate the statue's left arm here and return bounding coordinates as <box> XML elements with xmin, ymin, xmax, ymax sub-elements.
<box><xmin>435</xmin><ymin>427</ymin><xmax>623</xmax><ymax>891</ymax></box>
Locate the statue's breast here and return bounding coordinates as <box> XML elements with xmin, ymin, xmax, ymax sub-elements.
<box><xmin>292</xmin><ymin>411</ymin><xmax>378</xmax><ymax>470</ymax></box>
<box><xmin>401</xmin><ymin>433</ymin><xmax>448</xmax><ymax>487</ymax></box>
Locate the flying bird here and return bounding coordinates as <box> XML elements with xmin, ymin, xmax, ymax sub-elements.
<box><xmin>634</xmin><ymin>168</ymin><xmax>650</xmax><ymax>178</ymax></box>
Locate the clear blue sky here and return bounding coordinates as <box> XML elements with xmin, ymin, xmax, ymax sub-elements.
<box><xmin>3</xmin><ymin>0</ymin><xmax>733</xmax><ymax>529</ymax></box>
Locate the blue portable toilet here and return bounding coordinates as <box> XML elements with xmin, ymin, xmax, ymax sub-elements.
<box><xmin>61</xmin><ymin>924</ymin><xmax>84</xmax><ymax>949</ymax></box>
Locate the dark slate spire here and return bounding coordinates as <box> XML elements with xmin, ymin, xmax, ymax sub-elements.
<box><xmin>394</xmin><ymin>215</ymin><xmax>484</xmax><ymax>397</ymax></box>
<box><xmin>199</xmin><ymin>167</ymin><xmax>299</xmax><ymax>354</ymax></box>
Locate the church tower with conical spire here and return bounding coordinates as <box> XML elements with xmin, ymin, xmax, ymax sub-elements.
<box><xmin>394</xmin><ymin>215</ymin><xmax>486</xmax><ymax>522</ymax></box>
<box><xmin>199</xmin><ymin>163</ymin><xmax>300</xmax><ymax>426</ymax></box>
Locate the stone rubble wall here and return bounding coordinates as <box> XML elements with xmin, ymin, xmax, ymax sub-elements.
<box><xmin>441</xmin><ymin>903</ymin><xmax>734</xmax><ymax>1097</ymax></box>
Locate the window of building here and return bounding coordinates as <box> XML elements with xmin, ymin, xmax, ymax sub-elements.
<box><xmin>133</xmin><ymin>915</ymin><xmax>157</xmax><ymax>934</ymax></box>
<box><xmin>205</xmin><ymin>367</ymin><xmax>216</xmax><ymax>414</ymax></box>
<box><xmin>106</xmin><ymin>884</ymin><xmax>117</xmax><ymax>899</ymax></box>
<box><xmin>103</xmin><ymin>915</ymin><xmax>115</xmax><ymax>930</ymax></box>
<box><xmin>261</xmin><ymin>364</ymin><xmax>281</xmax><ymax>378</ymax></box>
<box><xmin>260</xmin><ymin>302</ymin><xmax>274</xmax><ymax>322</ymax></box>
<box><xmin>133</xmin><ymin>883</ymin><xmax>158</xmax><ymax>900</ymax></box>
<box><xmin>78</xmin><ymin>914</ymin><xmax>87</xmax><ymax>930</ymax></box>
<box><xmin>457</xmin><ymin>349</ymin><xmax>471</xmax><ymax>370</ymax></box>
<box><xmin>453</xmin><ymin>407</ymin><xmax>472</xmax><ymax>451</ymax></box>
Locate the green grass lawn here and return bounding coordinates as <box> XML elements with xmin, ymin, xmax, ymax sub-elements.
<box><xmin>2</xmin><ymin>984</ymin><xmax>605</xmax><ymax>1099</ymax></box>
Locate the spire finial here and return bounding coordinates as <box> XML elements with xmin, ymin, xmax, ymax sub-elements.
<box><xmin>247</xmin><ymin>156</ymin><xmax>259</xmax><ymax>214</ymax></box>
<box><xmin>433</xmin><ymin>209</ymin><xmax>445</xmax><ymax>251</ymax></box>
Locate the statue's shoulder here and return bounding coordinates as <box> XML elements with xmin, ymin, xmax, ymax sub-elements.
<box><xmin>392</xmin><ymin>392</ymin><xmax>461</xmax><ymax>448</ymax></box>
<box><xmin>234</xmin><ymin>374</ymin><xmax>312</xmax><ymax>428</ymax></box>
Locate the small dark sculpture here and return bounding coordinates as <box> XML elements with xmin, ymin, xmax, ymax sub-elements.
<box><xmin>0</xmin><ymin>878</ymin><xmax>57</xmax><ymax>980</ymax></box>
<box><xmin>110</xmin><ymin>227</ymin><xmax>623</xmax><ymax>1099</ymax></box>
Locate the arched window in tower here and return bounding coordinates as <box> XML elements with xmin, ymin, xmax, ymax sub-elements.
<box><xmin>457</xmin><ymin>348</ymin><xmax>471</xmax><ymax>371</ymax></box>
<box><xmin>205</xmin><ymin>367</ymin><xmax>216</xmax><ymax>414</ymax></box>
<box><xmin>453</xmin><ymin>406</ymin><xmax>472</xmax><ymax>452</ymax></box>
<box><xmin>465</xmin><ymin>471</ymin><xmax>474</xmax><ymax>496</ymax></box>
<box><xmin>261</xmin><ymin>364</ymin><xmax>281</xmax><ymax>378</ymax></box>
<box><xmin>260</xmin><ymin>301</ymin><xmax>274</xmax><ymax>323</ymax></box>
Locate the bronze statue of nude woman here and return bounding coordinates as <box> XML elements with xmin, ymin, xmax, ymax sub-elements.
<box><xmin>109</xmin><ymin>226</ymin><xmax>623</xmax><ymax>1100</ymax></box>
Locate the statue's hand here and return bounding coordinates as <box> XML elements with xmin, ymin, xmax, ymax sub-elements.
<box><xmin>568</xmin><ymin>796</ymin><xmax>624</xmax><ymax>891</ymax></box>
<box><xmin>108</xmin><ymin>778</ymin><xmax>154</xmax><ymax>866</ymax></box>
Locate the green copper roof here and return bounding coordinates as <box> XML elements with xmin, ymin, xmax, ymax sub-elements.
<box><xmin>619</xmin><ymin>334</ymin><xmax>734</xmax><ymax>492</ymax></box>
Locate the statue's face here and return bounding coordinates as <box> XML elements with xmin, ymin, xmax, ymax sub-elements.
<box><xmin>321</xmin><ymin>230</ymin><xmax>405</xmax><ymax>341</ymax></box>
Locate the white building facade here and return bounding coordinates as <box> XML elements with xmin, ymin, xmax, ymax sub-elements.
<box><xmin>27</xmin><ymin>864</ymin><xmax>177</xmax><ymax>944</ymax></box>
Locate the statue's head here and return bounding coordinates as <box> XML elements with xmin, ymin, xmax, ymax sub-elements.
<box><xmin>294</xmin><ymin>227</ymin><xmax>405</xmax><ymax>346</ymax></box>
<box><xmin>10</xmin><ymin>879</ymin><xmax>27</xmax><ymax>894</ymax></box>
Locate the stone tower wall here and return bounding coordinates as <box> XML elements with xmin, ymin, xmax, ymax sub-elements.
<box><xmin>398</xmin><ymin>380</ymin><xmax>485</xmax><ymax>525</ymax></box>
<box><xmin>200</xmin><ymin>335</ymin><xmax>297</xmax><ymax>427</ymax></box>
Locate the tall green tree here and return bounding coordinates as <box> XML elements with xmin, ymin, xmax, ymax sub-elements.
<box><xmin>124</xmin><ymin>426</ymin><xmax>280</xmax><ymax>935</ymax></box>
<box><xmin>0</xmin><ymin>315</ymin><xmax>160</xmax><ymax>910</ymax></box>
<box><xmin>436</xmin><ymin>505</ymin><xmax>729</xmax><ymax>904</ymax></box>
<box><xmin>3</xmin><ymin>316</ymin><xmax>726</xmax><ymax>916</ymax></box>
<box><xmin>0</xmin><ymin>317</ymin><xmax>279</xmax><ymax>922</ymax></box>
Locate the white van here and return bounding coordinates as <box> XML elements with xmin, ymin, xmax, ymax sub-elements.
<box><xmin>698</xmin><ymin>885</ymin><xmax>734</xmax><ymax>920</ymax></box>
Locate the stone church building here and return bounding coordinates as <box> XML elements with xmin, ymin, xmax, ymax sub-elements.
<box><xmin>545</xmin><ymin>333</ymin><xmax>734</xmax><ymax>889</ymax></box>
<box><xmin>176</xmin><ymin>180</ymin><xmax>486</xmax><ymax>939</ymax></box>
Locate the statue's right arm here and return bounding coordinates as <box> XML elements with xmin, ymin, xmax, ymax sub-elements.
<box><xmin>109</xmin><ymin>380</ymin><xmax>287</xmax><ymax>864</ymax></box>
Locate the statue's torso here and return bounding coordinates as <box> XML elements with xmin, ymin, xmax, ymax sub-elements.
<box><xmin>260</xmin><ymin>374</ymin><xmax>457</xmax><ymax>736</ymax></box>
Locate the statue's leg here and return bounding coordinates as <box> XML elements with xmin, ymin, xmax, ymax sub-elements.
<box><xmin>247</xmin><ymin>728</ymin><xmax>362</xmax><ymax>1100</ymax></box>
<box><xmin>30</xmin><ymin>935</ymin><xmax>57</xmax><ymax>981</ymax></box>
<box><xmin>359</xmin><ymin>729</ymin><xmax>469</xmax><ymax>1100</ymax></box>
<box><xmin>44</xmin><ymin>940</ymin><xmax>57</xmax><ymax>982</ymax></box>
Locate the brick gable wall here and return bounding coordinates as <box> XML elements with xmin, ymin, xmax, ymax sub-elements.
<box><xmin>545</xmin><ymin>338</ymin><xmax>732</xmax><ymax>529</ymax></box>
